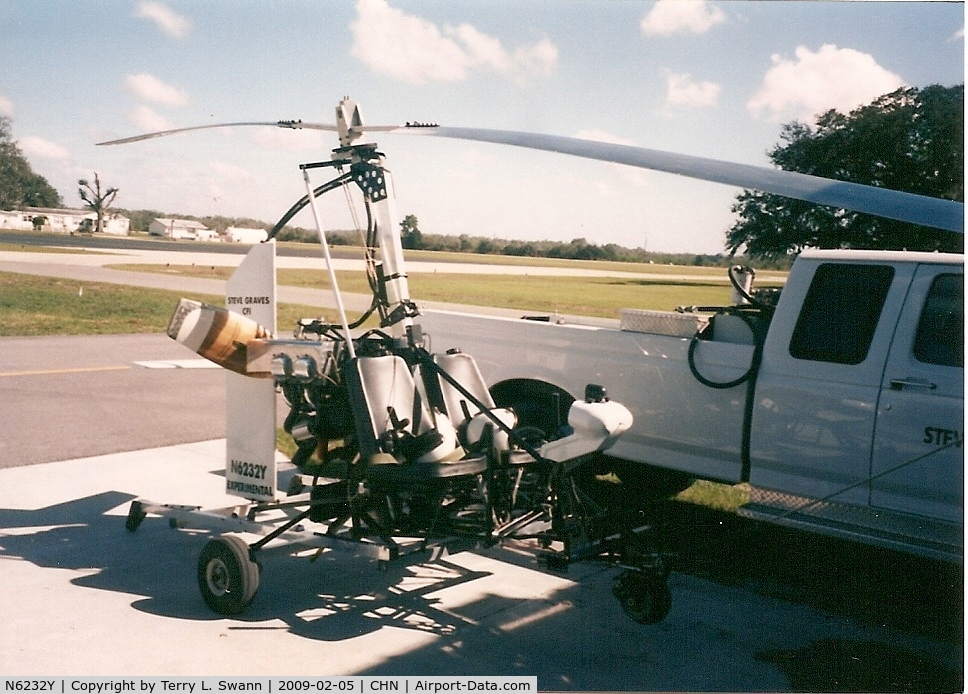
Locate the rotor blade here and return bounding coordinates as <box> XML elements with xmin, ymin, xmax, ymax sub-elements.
<box><xmin>394</xmin><ymin>126</ymin><xmax>964</xmax><ymax>233</ymax></box>
<box><xmin>96</xmin><ymin>120</ymin><xmax>404</xmax><ymax>146</ymax></box>
<box><xmin>96</xmin><ymin>121</ymin><xmax>327</xmax><ymax>145</ymax></box>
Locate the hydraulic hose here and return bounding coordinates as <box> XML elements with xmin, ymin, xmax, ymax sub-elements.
<box><xmin>267</xmin><ymin>172</ymin><xmax>354</xmax><ymax>240</ymax></box>
<box><xmin>686</xmin><ymin>303</ymin><xmax>768</xmax><ymax>484</ymax></box>
<box><xmin>268</xmin><ymin>171</ymin><xmax>382</xmax><ymax>331</ymax></box>
<box><xmin>729</xmin><ymin>264</ymin><xmax>756</xmax><ymax>304</ymax></box>
<box><xmin>687</xmin><ymin>309</ymin><xmax>763</xmax><ymax>390</ymax></box>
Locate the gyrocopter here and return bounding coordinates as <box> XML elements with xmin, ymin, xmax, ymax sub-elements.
<box><xmin>113</xmin><ymin>98</ymin><xmax>674</xmax><ymax>624</ymax></box>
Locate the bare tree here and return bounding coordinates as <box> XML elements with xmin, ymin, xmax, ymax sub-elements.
<box><xmin>78</xmin><ymin>172</ymin><xmax>119</xmax><ymax>233</ymax></box>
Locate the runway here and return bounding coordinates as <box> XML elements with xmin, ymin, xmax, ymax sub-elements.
<box><xmin>0</xmin><ymin>241</ymin><xmax>961</xmax><ymax>689</ymax></box>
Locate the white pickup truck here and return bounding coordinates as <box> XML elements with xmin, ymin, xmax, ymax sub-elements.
<box><xmin>417</xmin><ymin>249</ymin><xmax>964</xmax><ymax>561</ymax></box>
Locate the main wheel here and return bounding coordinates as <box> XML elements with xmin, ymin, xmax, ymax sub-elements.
<box><xmin>197</xmin><ymin>534</ymin><xmax>260</xmax><ymax>615</ymax></box>
<box><xmin>613</xmin><ymin>569</ymin><xmax>672</xmax><ymax>624</ymax></box>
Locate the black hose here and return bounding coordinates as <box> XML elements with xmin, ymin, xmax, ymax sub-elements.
<box><xmin>268</xmin><ymin>170</ymin><xmax>384</xmax><ymax>330</ymax></box>
<box><xmin>728</xmin><ymin>264</ymin><xmax>779</xmax><ymax>316</ymax></box>
<box><xmin>687</xmin><ymin>309</ymin><xmax>763</xmax><ymax>389</ymax></box>
<box><xmin>266</xmin><ymin>172</ymin><xmax>354</xmax><ymax>240</ymax></box>
<box><xmin>728</xmin><ymin>264</ymin><xmax>756</xmax><ymax>304</ymax></box>
<box><xmin>686</xmin><ymin>306</ymin><xmax>766</xmax><ymax>482</ymax></box>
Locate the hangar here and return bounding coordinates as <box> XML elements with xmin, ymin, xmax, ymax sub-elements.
<box><xmin>148</xmin><ymin>217</ymin><xmax>215</xmax><ymax>241</ymax></box>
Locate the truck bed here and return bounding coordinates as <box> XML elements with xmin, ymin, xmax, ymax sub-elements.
<box><xmin>418</xmin><ymin>307</ymin><xmax>755</xmax><ymax>483</ymax></box>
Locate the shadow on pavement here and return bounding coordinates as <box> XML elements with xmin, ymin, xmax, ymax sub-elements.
<box><xmin>0</xmin><ymin>492</ymin><xmax>962</xmax><ymax>691</ymax></box>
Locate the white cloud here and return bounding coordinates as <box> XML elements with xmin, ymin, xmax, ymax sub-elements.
<box><xmin>124</xmin><ymin>73</ymin><xmax>190</xmax><ymax>107</ymax></box>
<box><xmin>351</xmin><ymin>0</ymin><xmax>466</xmax><ymax>83</ymax></box>
<box><xmin>0</xmin><ymin>93</ymin><xmax>13</xmax><ymax>117</ymax></box>
<box><xmin>17</xmin><ymin>136</ymin><xmax>71</xmax><ymax>161</ymax></box>
<box><xmin>513</xmin><ymin>38</ymin><xmax>558</xmax><ymax>78</ymax></box>
<box><xmin>641</xmin><ymin>0</ymin><xmax>726</xmax><ymax>37</ymax></box>
<box><xmin>15</xmin><ymin>136</ymin><xmax>89</xmax><ymax>200</ymax></box>
<box><xmin>134</xmin><ymin>1</ymin><xmax>191</xmax><ymax>40</ymax></box>
<box><xmin>451</xmin><ymin>23</ymin><xmax>513</xmax><ymax>73</ymax></box>
<box><xmin>128</xmin><ymin>105</ymin><xmax>174</xmax><ymax>132</ymax></box>
<box><xmin>350</xmin><ymin>0</ymin><xmax>558</xmax><ymax>84</ymax></box>
<box><xmin>664</xmin><ymin>71</ymin><xmax>721</xmax><ymax>108</ymax></box>
<box><xmin>747</xmin><ymin>44</ymin><xmax>905</xmax><ymax>122</ymax></box>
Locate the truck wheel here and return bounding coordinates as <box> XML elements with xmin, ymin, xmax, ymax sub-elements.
<box><xmin>613</xmin><ymin>569</ymin><xmax>672</xmax><ymax>624</ymax></box>
<box><xmin>491</xmin><ymin>379</ymin><xmax>574</xmax><ymax>442</ymax></box>
<box><xmin>198</xmin><ymin>535</ymin><xmax>260</xmax><ymax>615</ymax></box>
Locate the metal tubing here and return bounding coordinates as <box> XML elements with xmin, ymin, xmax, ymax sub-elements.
<box><xmin>303</xmin><ymin>167</ymin><xmax>356</xmax><ymax>358</ymax></box>
<box><xmin>370</xmin><ymin>176</ymin><xmax>415</xmax><ymax>338</ymax></box>
<box><xmin>423</xmin><ymin>354</ymin><xmax>547</xmax><ymax>463</ymax></box>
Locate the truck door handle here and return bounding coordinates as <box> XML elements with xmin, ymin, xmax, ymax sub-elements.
<box><xmin>890</xmin><ymin>378</ymin><xmax>937</xmax><ymax>391</ymax></box>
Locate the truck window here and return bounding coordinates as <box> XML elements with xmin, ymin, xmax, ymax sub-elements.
<box><xmin>789</xmin><ymin>263</ymin><xmax>894</xmax><ymax>365</ymax></box>
<box><xmin>913</xmin><ymin>273</ymin><xmax>964</xmax><ymax>368</ymax></box>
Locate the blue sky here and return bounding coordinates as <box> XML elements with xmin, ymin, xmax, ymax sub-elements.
<box><xmin>2</xmin><ymin>1</ymin><xmax>963</xmax><ymax>253</ymax></box>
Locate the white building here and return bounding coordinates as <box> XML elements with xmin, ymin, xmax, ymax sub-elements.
<box><xmin>77</xmin><ymin>212</ymin><xmax>131</xmax><ymax>235</ymax></box>
<box><xmin>148</xmin><ymin>218</ymin><xmax>215</xmax><ymax>241</ymax></box>
<box><xmin>224</xmin><ymin>226</ymin><xmax>268</xmax><ymax>244</ymax></box>
<box><xmin>0</xmin><ymin>207</ymin><xmax>130</xmax><ymax>235</ymax></box>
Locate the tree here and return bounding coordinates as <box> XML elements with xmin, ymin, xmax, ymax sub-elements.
<box><xmin>727</xmin><ymin>85</ymin><xmax>964</xmax><ymax>259</ymax></box>
<box><xmin>78</xmin><ymin>172</ymin><xmax>119</xmax><ymax>233</ymax></box>
<box><xmin>400</xmin><ymin>214</ymin><xmax>423</xmax><ymax>250</ymax></box>
<box><xmin>0</xmin><ymin>116</ymin><xmax>62</xmax><ymax>210</ymax></box>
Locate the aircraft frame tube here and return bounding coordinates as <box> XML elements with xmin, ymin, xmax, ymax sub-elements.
<box><xmin>371</xmin><ymin>169</ymin><xmax>416</xmax><ymax>337</ymax></box>
<box><xmin>302</xmin><ymin>167</ymin><xmax>356</xmax><ymax>358</ymax></box>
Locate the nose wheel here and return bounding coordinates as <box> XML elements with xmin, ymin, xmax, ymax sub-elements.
<box><xmin>613</xmin><ymin>569</ymin><xmax>672</xmax><ymax>624</ymax></box>
<box><xmin>197</xmin><ymin>534</ymin><xmax>261</xmax><ymax>615</ymax></box>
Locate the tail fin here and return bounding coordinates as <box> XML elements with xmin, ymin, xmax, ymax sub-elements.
<box><xmin>224</xmin><ymin>241</ymin><xmax>278</xmax><ymax>501</ymax></box>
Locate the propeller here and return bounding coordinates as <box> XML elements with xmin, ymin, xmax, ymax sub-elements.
<box><xmin>97</xmin><ymin>119</ymin><xmax>964</xmax><ymax>234</ymax></box>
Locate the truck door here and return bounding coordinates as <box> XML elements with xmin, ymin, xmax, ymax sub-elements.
<box><xmin>749</xmin><ymin>260</ymin><xmax>908</xmax><ymax>504</ymax></box>
<box><xmin>872</xmin><ymin>264</ymin><xmax>964</xmax><ymax>525</ymax></box>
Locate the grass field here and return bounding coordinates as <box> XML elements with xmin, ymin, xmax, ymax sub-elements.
<box><xmin>109</xmin><ymin>262</ymin><xmax>777</xmax><ymax>316</ymax></box>
<box><xmin>0</xmin><ymin>252</ymin><xmax>786</xmax><ymax>332</ymax></box>
<box><xmin>0</xmin><ymin>241</ymin><xmax>93</xmax><ymax>254</ymax></box>
<box><xmin>0</xmin><ymin>229</ymin><xmax>789</xmax><ymax>277</ymax></box>
<box><xmin>0</xmin><ymin>272</ymin><xmax>351</xmax><ymax>336</ymax></box>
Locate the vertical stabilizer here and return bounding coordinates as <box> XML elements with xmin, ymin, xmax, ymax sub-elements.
<box><xmin>225</xmin><ymin>241</ymin><xmax>278</xmax><ymax>501</ymax></box>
